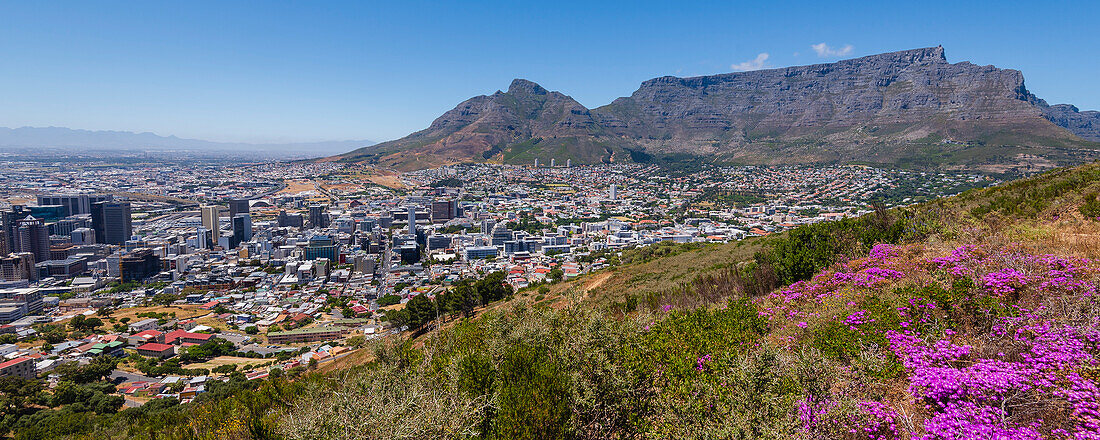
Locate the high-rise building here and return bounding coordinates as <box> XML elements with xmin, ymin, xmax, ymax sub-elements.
<box><xmin>491</xmin><ymin>225</ymin><xmax>512</xmax><ymax>246</ymax></box>
<box><xmin>36</xmin><ymin>194</ymin><xmax>112</xmax><ymax>217</ymax></box>
<box><xmin>195</xmin><ymin>227</ymin><xmax>212</xmax><ymax>250</ymax></box>
<box><xmin>13</xmin><ymin>217</ymin><xmax>49</xmax><ymax>264</ymax></box>
<box><xmin>0</xmin><ymin>253</ymin><xmax>36</xmax><ymax>282</ymax></box>
<box><xmin>228</xmin><ymin>199</ymin><xmax>250</xmax><ymax>219</ymax></box>
<box><xmin>231</xmin><ymin>214</ymin><xmax>252</xmax><ymax>249</ymax></box>
<box><xmin>50</xmin><ymin>217</ymin><xmax>88</xmax><ymax>237</ymax></box>
<box><xmin>431</xmin><ymin>199</ymin><xmax>458</xmax><ymax>223</ymax></box>
<box><xmin>407</xmin><ymin>206</ymin><xmax>417</xmax><ymax>236</ymax></box>
<box><xmin>91</xmin><ymin>201</ymin><xmax>132</xmax><ymax>245</ymax></box>
<box><xmin>26</xmin><ymin>205</ymin><xmax>66</xmax><ymax>223</ymax></box>
<box><xmin>277</xmin><ymin>210</ymin><xmax>303</xmax><ymax>228</ymax></box>
<box><xmin>309</xmin><ymin>205</ymin><xmax>327</xmax><ymax>229</ymax></box>
<box><xmin>120</xmin><ymin>249</ymin><xmax>160</xmax><ymax>282</ymax></box>
<box><xmin>304</xmin><ymin>235</ymin><xmax>337</xmax><ymax>261</ymax></box>
<box><xmin>70</xmin><ymin>228</ymin><xmax>96</xmax><ymax>246</ymax></box>
<box><xmin>200</xmin><ymin>205</ymin><xmax>220</xmax><ymax>236</ymax></box>
<box><xmin>609</xmin><ymin>184</ymin><xmax>617</xmax><ymax>200</ymax></box>
<box><xmin>566</xmin><ymin>159</ymin><xmax>571</xmax><ymax>168</ymax></box>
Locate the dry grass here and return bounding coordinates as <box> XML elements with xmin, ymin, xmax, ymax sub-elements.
<box><xmin>184</xmin><ymin>356</ymin><xmax>269</xmax><ymax>370</ymax></box>
<box><xmin>277</xmin><ymin>179</ymin><xmax>319</xmax><ymax>195</ymax></box>
<box><xmin>552</xmin><ymin>240</ymin><xmax>762</xmax><ymax>306</ymax></box>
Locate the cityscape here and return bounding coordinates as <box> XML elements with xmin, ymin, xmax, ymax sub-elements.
<box><xmin>3</xmin><ymin>2</ymin><xmax>1100</xmax><ymax>439</ymax></box>
<box><xmin>0</xmin><ymin>155</ymin><xmax>994</xmax><ymax>402</ymax></box>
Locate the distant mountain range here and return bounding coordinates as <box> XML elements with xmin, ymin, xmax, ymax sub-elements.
<box><xmin>0</xmin><ymin>126</ymin><xmax>374</xmax><ymax>159</ymax></box>
<box><xmin>335</xmin><ymin>46</ymin><xmax>1100</xmax><ymax>171</ymax></box>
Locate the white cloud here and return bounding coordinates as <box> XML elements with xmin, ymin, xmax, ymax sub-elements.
<box><xmin>731</xmin><ymin>53</ymin><xmax>770</xmax><ymax>72</ymax></box>
<box><xmin>811</xmin><ymin>43</ymin><xmax>853</xmax><ymax>58</ymax></box>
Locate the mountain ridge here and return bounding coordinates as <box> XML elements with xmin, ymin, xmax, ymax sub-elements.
<box><xmin>0</xmin><ymin>126</ymin><xmax>374</xmax><ymax>159</ymax></box>
<box><xmin>337</xmin><ymin>46</ymin><xmax>1100</xmax><ymax>171</ymax></box>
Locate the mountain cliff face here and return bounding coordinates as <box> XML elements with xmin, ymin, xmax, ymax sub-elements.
<box><xmin>1042</xmin><ymin>104</ymin><xmax>1100</xmax><ymax>142</ymax></box>
<box><xmin>339</xmin><ymin>47</ymin><xmax>1098</xmax><ymax>170</ymax></box>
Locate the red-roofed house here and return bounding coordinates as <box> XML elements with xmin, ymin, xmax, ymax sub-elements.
<box><xmin>164</xmin><ymin>329</ymin><xmax>214</xmax><ymax>345</ymax></box>
<box><xmin>128</xmin><ymin>330</ymin><xmax>164</xmax><ymax>346</ymax></box>
<box><xmin>0</xmin><ymin>356</ymin><xmax>34</xmax><ymax>379</ymax></box>
<box><xmin>136</xmin><ymin>343</ymin><xmax>175</xmax><ymax>359</ymax></box>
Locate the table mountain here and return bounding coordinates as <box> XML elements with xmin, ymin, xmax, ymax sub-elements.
<box><xmin>337</xmin><ymin>46</ymin><xmax>1099</xmax><ymax>171</ymax></box>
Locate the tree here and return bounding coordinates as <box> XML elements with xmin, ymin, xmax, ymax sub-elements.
<box><xmin>0</xmin><ymin>334</ymin><xmax>15</xmax><ymax>345</ymax></box>
<box><xmin>474</xmin><ymin>271</ymin><xmax>513</xmax><ymax>304</ymax></box>
<box><xmin>453</xmin><ymin>280</ymin><xmax>480</xmax><ymax>318</ymax></box>
<box><xmin>405</xmin><ymin>294</ymin><xmax>435</xmax><ymax>330</ymax></box>
<box><xmin>55</xmin><ymin>356</ymin><xmax>117</xmax><ymax>384</ymax></box>
<box><xmin>346</xmin><ymin>335</ymin><xmax>366</xmax><ymax>349</ymax></box>
<box><xmin>244</xmin><ymin>325</ymin><xmax>259</xmax><ymax>335</ymax></box>
<box><xmin>377</xmin><ymin>294</ymin><xmax>401</xmax><ymax>307</ymax></box>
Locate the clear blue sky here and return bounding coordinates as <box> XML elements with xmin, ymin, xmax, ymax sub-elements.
<box><xmin>1</xmin><ymin>1</ymin><xmax>1096</xmax><ymax>143</ymax></box>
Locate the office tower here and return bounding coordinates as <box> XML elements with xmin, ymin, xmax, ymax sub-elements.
<box><xmin>195</xmin><ymin>227</ymin><xmax>212</xmax><ymax>250</ymax></box>
<box><xmin>277</xmin><ymin>210</ymin><xmax>303</xmax><ymax>228</ymax></box>
<box><xmin>50</xmin><ymin>217</ymin><xmax>88</xmax><ymax>237</ymax></box>
<box><xmin>550</xmin><ymin>158</ymin><xmax>556</xmax><ymax>167</ymax></box>
<box><xmin>27</xmin><ymin>205</ymin><xmax>65</xmax><ymax>223</ymax></box>
<box><xmin>200</xmin><ymin>205</ymin><xmax>220</xmax><ymax>235</ymax></box>
<box><xmin>71</xmin><ymin>228</ymin><xmax>96</xmax><ymax>246</ymax></box>
<box><xmin>491</xmin><ymin>225</ymin><xmax>512</xmax><ymax>246</ymax></box>
<box><xmin>407</xmin><ymin>206</ymin><xmax>417</xmax><ymax>235</ymax></box>
<box><xmin>228</xmin><ymin>199</ymin><xmax>250</xmax><ymax>219</ymax></box>
<box><xmin>610</xmin><ymin>184</ymin><xmax>617</xmax><ymax>200</ymax></box>
<box><xmin>0</xmin><ymin>253</ymin><xmax>36</xmax><ymax>282</ymax></box>
<box><xmin>231</xmin><ymin>214</ymin><xmax>252</xmax><ymax>249</ymax></box>
<box><xmin>431</xmin><ymin>199</ymin><xmax>457</xmax><ymax>223</ymax></box>
<box><xmin>309</xmin><ymin>205</ymin><xmax>327</xmax><ymax>229</ymax></box>
<box><xmin>566</xmin><ymin>159</ymin><xmax>571</xmax><ymax>168</ymax></box>
<box><xmin>534</xmin><ymin>158</ymin><xmax>539</xmax><ymax>167</ymax></box>
<box><xmin>0</xmin><ymin>210</ymin><xmax>13</xmax><ymax>255</ymax></box>
<box><xmin>120</xmin><ymin>249</ymin><xmax>160</xmax><ymax>282</ymax></box>
<box><xmin>91</xmin><ymin>201</ymin><xmax>132</xmax><ymax>245</ymax></box>
<box><xmin>13</xmin><ymin>217</ymin><xmax>49</xmax><ymax>264</ymax></box>
<box><xmin>36</xmin><ymin>194</ymin><xmax>112</xmax><ymax>217</ymax></box>
<box><xmin>304</xmin><ymin>235</ymin><xmax>337</xmax><ymax>261</ymax></box>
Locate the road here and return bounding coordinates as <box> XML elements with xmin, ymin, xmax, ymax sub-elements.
<box><xmin>109</xmin><ymin>369</ymin><xmax>159</xmax><ymax>385</ymax></box>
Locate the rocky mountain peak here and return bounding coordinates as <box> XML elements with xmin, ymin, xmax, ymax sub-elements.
<box><xmin>507</xmin><ymin>79</ymin><xmax>549</xmax><ymax>96</ymax></box>
<box><xmin>338</xmin><ymin>46</ymin><xmax>1098</xmax><ymax>171</ymax></box>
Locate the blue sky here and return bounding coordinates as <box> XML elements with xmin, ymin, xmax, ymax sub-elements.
<box><xmin>0</xmin><ymin>1</ymin><xmax>1096</xmax><ymax>143</ymax></box>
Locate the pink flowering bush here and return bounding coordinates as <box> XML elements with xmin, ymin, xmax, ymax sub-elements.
<box><xmin>764</xmin><ymin>243</ymin><xmax>1100</xmax><ymax>439</ymax></box>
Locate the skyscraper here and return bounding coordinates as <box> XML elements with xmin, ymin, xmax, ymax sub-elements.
<box><xmin>71</xmin><ymin>228</ymin><xmax>96</xmax><ymax>246</ymax></box>
<box><xmin>195</xmin><ymin>227</ymin><xmax>212</xmax><ymax>250</ymax></box>
<box><xmin>91</xmin><ymin>201</ymin><xmax>132</xmax><ymax>245</ymax></box>
<box><xmin>200</xmin><ymin>205</ymin><xmax>220</xmax><ymax>235</ymax></box>
<box><xmin>609</xmin><ymin>184</ymin><xmax>617</xmax><ymax>200</ymax></box>
<box><xmin>13</xmin><ymin>217</ymin><xmax>49</xmax><ymax>264</ymax></box>
<box><xmin>228</xmin><ymin>199</ymin><xmax>250</xmax><ymax>219</ymax></box>
<box><xmin>36</xmin><ymin>194</ymin><xmax>112</xmax><ymax>217</ymax></box>
<box><xmin>309</xmin><ymin>205</ymin><xmax>327</xmax><ymax>229</ymax></box>
<box><xmin>407</xmin><ymin>206</ymin><xmax>417</xmax><ymax>236</ymax></box>
<box><xmin>120</xmin><ymin>249</ymin><xmax>160</xmax><ymax>282</ymax></box>
<box><xmin>231</xmin><ymin>214</ymin><xmax>252</xmax><ymax>249</ymax></box>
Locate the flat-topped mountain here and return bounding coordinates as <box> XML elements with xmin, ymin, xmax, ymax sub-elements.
<box><xmin>337</xmin><ymin>47</ymin><xmax>1099</xmax><ymax>171</ymax></box>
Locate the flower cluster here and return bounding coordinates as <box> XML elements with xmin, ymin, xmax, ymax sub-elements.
<box><xmin>884</xmin><ymin>314</ymin><xmax>1100</xmax><ymax>439</ymax></box>
<box><xmin>695</xmin><ymin>354</ymin><xmax>712</xmax><ymax>371</ymax></box>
